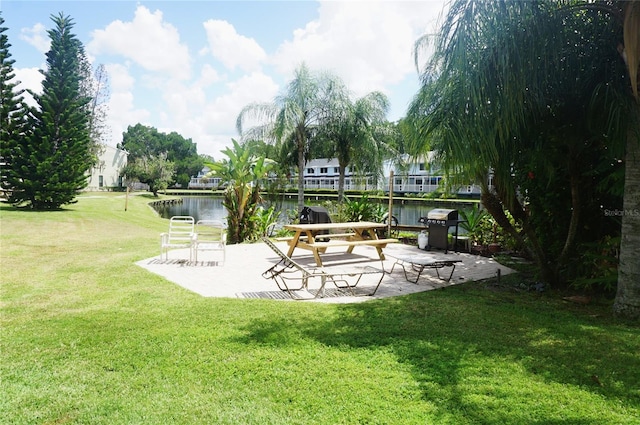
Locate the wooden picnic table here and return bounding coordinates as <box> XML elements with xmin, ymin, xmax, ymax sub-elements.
<box><xmin>283</xmin><ymin>221</ymin><xmax>398</xmax><ymax>266</ymax></box>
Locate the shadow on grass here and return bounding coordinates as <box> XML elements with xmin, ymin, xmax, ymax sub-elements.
<box><xmin>0</xmin><ymin>202</ymin><xmax>81</xmax><ymax>213</ymax></box>
<box><xmin>235</xmin><ymin>282</ymin><xmax>640</xmax><ymax>423</ymax></box>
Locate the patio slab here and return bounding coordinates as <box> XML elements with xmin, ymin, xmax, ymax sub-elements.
<box><xmin>136</xmin><ymin>241</ymin><xmax>515</xmax><ymax>304</ymax></box>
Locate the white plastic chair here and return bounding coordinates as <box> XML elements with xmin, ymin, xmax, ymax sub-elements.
<box><xmin>160</xmin><ymin>216</ymin><xmax>195</xmax><ymax>261</ymax></box>
<box><xmin>193</xmin><ymin>220</ymin><xmax>227</xmax><ymax>265</ymax></box>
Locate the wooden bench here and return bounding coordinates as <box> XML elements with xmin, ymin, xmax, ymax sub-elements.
<box><xmin>301</xmin><ymin>238</ymin><xmax>399</xmax><ymax>267</ymax></box>
<box><xmin>274</xmin><ymin>232</ymin><xmax>356</xmax><ymax>242</ymax></box>
<box><xmin>261</xmin><ymin>237</ymin><xmax>386</xmax><ymax>299</ymax></box>
<box><xmin>306</xmin><ymin>238</ymin><xmax>399</xmax><ymax>249</ymax></box>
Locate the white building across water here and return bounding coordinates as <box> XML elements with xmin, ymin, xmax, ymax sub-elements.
<box><xmin>85</xmin><ymin>145</ymin><xmax>128</xmax><ymax>191</ymax></box>
<box><xmin>189</xmin><ymin>156</ymin><xmax>490</xmax><ymax>197</ymax></box>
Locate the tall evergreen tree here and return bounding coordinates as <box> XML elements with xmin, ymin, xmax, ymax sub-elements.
<box><xmin>0</xmin><ymin>13</ymin><xmax>28</xmax><ymax>197</ymax></box>
<box><xmin>3</xmin><ymin>13</ymin><xmax>92</xmax><ymax>209</ymax></box>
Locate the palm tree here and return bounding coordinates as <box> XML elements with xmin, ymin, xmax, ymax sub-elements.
<box><xmin>236</xmin><ymin>63</ymin><xmax>337</xmax><ymax>212</ymax></box>
<box><xmin>612</xmin><ymin>0</ymin><xmax>640</xmax><ymax>319</ymax></box>
<box><xmin>316</xmin><ymin>80</ymin><xmax>393</xmax><ymax>202</ymax></box>
<box><xmin>409</xmin><ymin>0</ymin><xmax>636</xmax><ymax>305</ymax></box>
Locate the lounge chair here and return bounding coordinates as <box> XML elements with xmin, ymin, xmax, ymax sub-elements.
<box><xmin>261</xmin><ymin>237</ymin><xmax>385</xmax><ymax>299</ymax></box>
<box><xmin>388</xmin><ymin>254</ymin><xmax>462</xmax><ymax>283</ymax></box>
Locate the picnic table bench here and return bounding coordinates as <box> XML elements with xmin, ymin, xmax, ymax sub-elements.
<box><xmin>274</xmin><ymin>232</ymin><xmax>356</xmax><ymax>242</ymax></box>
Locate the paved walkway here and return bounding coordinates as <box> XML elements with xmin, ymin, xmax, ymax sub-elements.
<box><xmin>136</xmin><ymin>241</ymin><xmax>515</xmax><ymax>304</ymax></box>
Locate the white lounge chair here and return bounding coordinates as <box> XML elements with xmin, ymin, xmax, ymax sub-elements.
<box><xmin>193</xmin><ymin>220</ymin><xmax>227</xmax><ymax>265</ymax></box>
<box><xmin>160</xmin><ymin>216</ymin><xmax>195</xmax><ymax>261</ymax></box>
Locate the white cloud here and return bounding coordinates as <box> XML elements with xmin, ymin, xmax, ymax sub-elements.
<box><xmin>105</xmin><ymin>63</ymin><xmax>134</xmax><ymax>92</ymax></box>
<box><xmin>149</xmin><ymin>71</ymin><xmax>279</xmax><ymax>157</ymax></box>
<box><xmin>12</xmin><ymin>67</ymin><xmax>44</xmax><ymax>107</ymax></box>
<box><xmin>198</xmin><ymin>72</ymin><xmax>279</xmax><ymax>156</ymax></box>
<box><xmin>203</xmin><ymin>20</ymin><xmax>267</xmax><ymax>72</ymax></box>
<box><xmin>198</xmin><ymin>64</ymin><xmax>222</xmax><ymax>87</ymax></box>
<box><xmin>19</xmin><ymin>23</ymin><xmax>49</xmax><ymax>53</ymax></box>
<box><xmin>35</xmin><ymin>0</ymin><xmax>446</xmax><ymax>158</ymax></box>
<box><xmin>104</xmin><ymin>63</ymin><xmax>150</xmax><ymax>146</ymax></box>
<box><xmin>272</xmin><ymin>0</ymin><xmax>445</xmax><ymax>98</ymax></box>
<box><xmin>87</xmin><ymin>5</ymin><xmax>191</xmax><ymax>80</ymax></box>
<box><xmin>201</xmin><ymin>72</ymin><xmax>279</xmax><ymax>138</ymax></box>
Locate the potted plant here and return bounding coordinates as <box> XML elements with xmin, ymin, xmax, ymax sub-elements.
<box><xmin>459</xmin><ymin>206</ymin><xmax>489</xmax><ymax>253</ymax></box>
<box><xmin>488</xmin><ymin>222</ymin><xmax>502</xmax><ymax>254</ymax></box>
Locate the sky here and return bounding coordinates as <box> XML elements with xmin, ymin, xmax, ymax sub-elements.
<box><xmin>2</xmin><ymin>0</ymin><xmax>446</xmax><ymax>158</ymax></box>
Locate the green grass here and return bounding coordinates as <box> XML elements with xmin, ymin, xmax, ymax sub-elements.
<box><xmin>1</xmin><ymin>193</ymin><xmax>638</xmax><ymax>424</ymax></box>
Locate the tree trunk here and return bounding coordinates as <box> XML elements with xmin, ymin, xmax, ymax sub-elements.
<box><xmin>297</xmin><ymin>139</ymin><xmax>305</xmax><ymax>213</ymax></box>
<box><xmin>481</xmin><ymin>187</ymin><xmax>555</xmax><ymax>285</ymax></box>
<box><xmin>559</xmin><ymin>152</ymin><xmax>581</xmax><ymax>265</ymax></box>
<box><xmin>613</xmin><ymin>104</ymin><xmax>640</xmax><ymax>320</ymax></box>
<box><xmin>338</xmin><ymin>162</ymin><xmax>346</xmax><ymax>203</ymax></box>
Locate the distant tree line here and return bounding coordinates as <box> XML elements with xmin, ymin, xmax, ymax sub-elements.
<box><xmin>118</xmin><ymin>123</ymin><xmax>204</xmax><ymax>196</ymax></box>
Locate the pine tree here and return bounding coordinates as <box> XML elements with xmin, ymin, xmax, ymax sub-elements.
<box><xmin>0</xmin><ymin>13</ymin><xmax>28</xmax><ymax>198</ymax></box>
<box><xmin>4</xmin><ymin>13</ymin><xmax>92</xmax><ymax>209</ymax></box>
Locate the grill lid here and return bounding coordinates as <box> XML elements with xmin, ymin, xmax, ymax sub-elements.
<box><xmin>427</xmin><ymin>208</ymin><xmax>458</xmax><ymax>220</ymax></box>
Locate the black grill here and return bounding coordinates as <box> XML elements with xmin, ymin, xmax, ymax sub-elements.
<box><xmin>299</xmin><ymin>206</ymin><xmax>332</xmax><ymax>225</ymax></box>
<box><xmin>418</xmin><ymin>209</ymin><xmax>461</xmax><ymax>253</ymax></box>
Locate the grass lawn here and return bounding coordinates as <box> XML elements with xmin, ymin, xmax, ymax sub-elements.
<box><xmin>1</xmin><ymin>193</ymin><xmax>638</xmax><ymax>424</ymax></box>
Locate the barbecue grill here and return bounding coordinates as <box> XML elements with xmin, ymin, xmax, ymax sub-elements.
<box><xmin>299</xmin><ymin>206</ymin><xmax>332</xmax><ymax>225</ymax></box>
<box><xmin>418</xmin><ymin>209</ymin><xmax>462</xmax><ymax>253</ymax></box>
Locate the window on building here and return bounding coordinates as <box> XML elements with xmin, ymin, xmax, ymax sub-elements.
<box><xmin>307</xmin><ymin>168</ymin><xmax>314</xmax><ymax>174</ymax></box>
<box><xmin>99</xmin><ymin>175</ymin><xmax>104</xmax><ymax>188</ymax></box>
<box><xmin>320</xmin><ymin>167</ymin><xmax>327</xmax><ymax>174</ymax></box>
<box><xmin>419</xmin><ymin>163</ymin><xmax>426</xmax><ymax>171</ymax></box>
<box><xmin>333</xmin><ymin>167</ymin><xmax>339</xmax><ymax>173</ymax></box>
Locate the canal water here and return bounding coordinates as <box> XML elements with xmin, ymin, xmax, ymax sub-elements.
<box><xmin>153</xmin><ymin>196</ymin><xmax>473</xmax><ymax>226</ymax></box>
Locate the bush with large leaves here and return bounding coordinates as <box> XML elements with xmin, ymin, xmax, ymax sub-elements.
<box><xmin>205</xmin><ymin>140</ymin><xmax>275</xmax><ymax>244</ymax></box>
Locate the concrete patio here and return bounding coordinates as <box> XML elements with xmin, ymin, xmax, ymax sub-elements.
<box><xmin>136</xmin><ymin>241</ymin><xmax>515</xmax><ymax>304</ymax></box>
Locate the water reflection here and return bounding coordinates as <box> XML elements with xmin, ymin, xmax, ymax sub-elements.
<box><xmin>154</xmin><ymin>196</ymin><xmax>463</xmax><ymax>226</ymax></box>
<box><xmin>154</xmin><ymin>197</ymin><xmax>228</xmax><ymax>222</ymax></box>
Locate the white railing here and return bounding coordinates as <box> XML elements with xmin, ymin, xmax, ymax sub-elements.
<box><xmin>188</xmin><ymin>174</ymin><xmax>486</xmax><ymax>195</ymax></box>
<box><xmin>188</xmin><ymin>177</ymin><xmax>222</xmax><ymax>189</ymax></box>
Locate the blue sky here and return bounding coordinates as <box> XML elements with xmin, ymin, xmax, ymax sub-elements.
<box><xmin>3</xmin><ymin>0</ymin><xmax>445</xmax><ymax>157</ymax></box>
